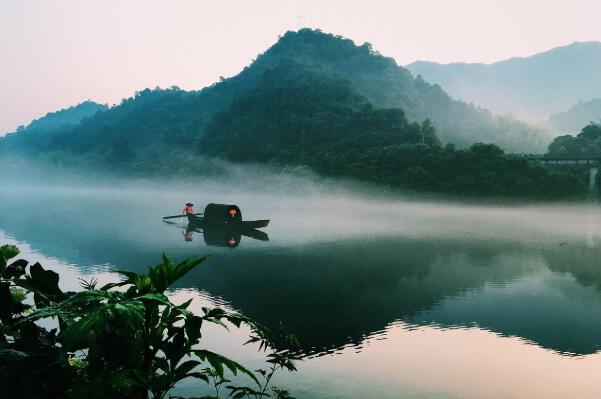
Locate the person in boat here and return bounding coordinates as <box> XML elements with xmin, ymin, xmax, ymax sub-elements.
<box><xmin>182</xmin><ymin>202</ymin><xmax>195</xmax><ymax>223</ymax></box>
<box><xmin>182</xmin><ymin>202</ymin><xmax>194</xmax><ymax>215</ymax></box>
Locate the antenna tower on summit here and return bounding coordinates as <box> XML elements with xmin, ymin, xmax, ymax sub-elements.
<box><xmin>298</xmin><ymin>14</ymin><xmax>306</xmax><ymax>29</ymax></box>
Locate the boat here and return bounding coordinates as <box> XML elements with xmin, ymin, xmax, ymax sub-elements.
<box><xmin>163</xmin><ymin>203</ymin><xmax>270</xmax><ymax>230</ymax></box>
<box><xmin>186</xmin><ymin>203</ymin><xmax>269</xmax><ymax>229</ymax></box>
<box><xmin>187</xmin><ymin>214</ymin><xmax>269</xmax><ymax>229</ymax></box>
<box><xmin>163</xmin><ymin>203</ymin><xmax>269</xmax><ymax>247</ymax></box>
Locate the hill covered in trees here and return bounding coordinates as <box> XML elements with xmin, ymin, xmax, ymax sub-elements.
<box><xmin>1</xmin><ymin>29</ymin><xmax>546</xmax><ymax>162</ymax></box>
<box><xmin>1</xmin><ymin>29</ymin><xmax>581</xmax><ymax>198</ymax></box>
<box><xmin>548</xmin><ymin>123</ymin><xmax>601</xmax><ymax>155</ymax></box>
<box><xmin>548</xmin><ymin>99</ymin><xmax>601</xmax><ymax>133</ymax></box>
<box><xmin>245</xmin><ymin>30</ymin><xmax>547</xmax><ymax>151</ymax></box>
<box><xmin>0</xmin><ymin>101</ymin><xmax>107</xmax><ymax>154</ymax></box>
<box><xmin>199</xmin><ymin>61</ymin><xmax>585</xmax><ymax>199</ymax></box>
<box><xmin>407</xmin><ymin>41</ymin><xmax>601</xmax><ymax>122</ymax></box>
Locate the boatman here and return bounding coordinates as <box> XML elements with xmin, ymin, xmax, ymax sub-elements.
<box><xmin>182</xmin><ymin>202</ymin><xmax>194</xmax><ymax>216</ymax></box>
<box><xmin>182</xmin><ymin>202</ymin><xmax>195</xmax><ymax>224</ymax></box>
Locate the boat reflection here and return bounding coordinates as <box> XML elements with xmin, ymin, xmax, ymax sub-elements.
<box><xmin>164</xmin><ymin>220</ymin><xmax>269</xmax><ymax>248</ymax></box>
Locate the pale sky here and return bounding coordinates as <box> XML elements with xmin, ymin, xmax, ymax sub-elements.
<box><xmin>1</xmin><ymin>0</ymin><xmax>601</xmax><ymax>135</ymax></box>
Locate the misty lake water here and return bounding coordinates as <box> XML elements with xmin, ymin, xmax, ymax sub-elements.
<box><xmin>3</xmin><ymin>179</ymin><xmax>601</xmax><ymax>398</ymax></box>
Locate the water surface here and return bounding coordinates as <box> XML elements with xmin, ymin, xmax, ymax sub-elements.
<box><xmin>2</xmin><ymin>183</ymin><xmax>601</xmax><ymax>398</ymax></box>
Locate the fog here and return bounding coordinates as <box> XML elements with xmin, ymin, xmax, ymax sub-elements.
<box><xmin>1</xmin><ymin>156</ymin><xmax>599</xmax><ymax>252</ymax></box>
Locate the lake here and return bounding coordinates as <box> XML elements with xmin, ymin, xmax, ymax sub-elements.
<box><xmin>2</xmin><ymin>180</ymin><xmax>601</xmax><ymax>398</ymax></box>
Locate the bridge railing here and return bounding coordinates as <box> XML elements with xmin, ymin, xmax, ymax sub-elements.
<box><xmin>518</xmin><ymin>153</ymin><xmax>601</xmax><ymax>163</ymax></box>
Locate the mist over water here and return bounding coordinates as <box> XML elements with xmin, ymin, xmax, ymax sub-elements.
<box><xmin>3</xmin><ymin>170</ymin><xmax>601</xmax><ymax>398</ymax></box>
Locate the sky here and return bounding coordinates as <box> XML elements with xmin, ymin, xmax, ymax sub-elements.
<box><xmin>1</xmin><ymin>0</ymin><xmax>601</xmax><ymax>135</ymax></box>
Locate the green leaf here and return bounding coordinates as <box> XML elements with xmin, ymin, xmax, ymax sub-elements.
<box><xmin>178</xmin><ymin>298</ymin><xmax>193</xmax><ymax>310</ymax></box>
<box><xmin>137</xmin><ymin>293</ymin><xmax>173</xmax><ymax>307</ymax></box>
<box><xmin>174</xmin><ymin>359</ymin><xmax>201</xmax><ymax>381</ymax></box>
<box><xmin>0</xmin><ymin>244</ymin><xmax>19</xmax><ymax>263</ymax></box>
<box><xmin>59</xmin><ymin>299</ymin><xmax>144</xmax><ymax>350</ymax></box>
<box><xmin>17</xmin><ymin>262</ymin><xmax>65</xmax><ymax>305</ymax></box>
<box><xmin>194</xmin><ymin>349</ymin><xmax>259</xmax><ymax>387</ymax></box>
<box><xmin>2</xmin><ymin>259</ymin><xmax>28</xmax><ymax>279</ymax></box>
<box><xmin>147</xmin><ymin>254</ymin><xmax>210</xmax><ymax>292</ymax></box>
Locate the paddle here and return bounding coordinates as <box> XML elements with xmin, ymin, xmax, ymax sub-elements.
<box><xmin>162</xmin><ymin>213</ymin><xmax>203</xmax><ymax>220</ymax></box>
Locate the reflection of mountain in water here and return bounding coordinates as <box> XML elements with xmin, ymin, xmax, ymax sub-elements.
<box><xmin>175</xmin><ymin>239</ymin><xmax>601</xmax><ymax>356</ymax></box>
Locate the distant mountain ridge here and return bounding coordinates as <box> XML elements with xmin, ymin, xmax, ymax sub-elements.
<box><xmin>5</xmin><ymin>100</ymin><xmax>107</xmax><ymax>135</ymax></box>
<box><xmin>548</xmin><ymin>98</ymin><xmax>601</xmax><ymax>133</ymax></box>
<box><xmin>0</xmin><ymin>101</ymin><xmax>107</xmax><ymax>153</ymax></box>
<box><xmin>407</xmin><ymin>41</ymin><xmax>601</xmax><ymax>122</ymax></box>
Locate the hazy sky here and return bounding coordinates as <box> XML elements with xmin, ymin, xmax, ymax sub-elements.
<box><xmin>2</xmin><ymin>0</ymin><xmax>601</xmax><ymax>135</ymax></box>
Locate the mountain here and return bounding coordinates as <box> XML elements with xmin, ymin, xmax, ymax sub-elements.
<box><xmin>548</xmin><ymin>99</ymin><xmax>601</xmax><ymax>133</ymax></box>
<box><xmin>0</xmin><ymin>101</ymin><xmax>107</xmax><ymax>152</ymax></box>
<box><xmin>249</xmin><ymin>29</ymin><xmax>546</xmax><ymax>151</ymax></box>
<box><xmin>21</xmin><ymin>101</ymin><xmax>107</xmax><ymax>132</ymax></box>
<box><xmin>200</xmin><ymin>60</ymin><xmax>440</xmax><ymax>166</ymax></box>
<box><xmin>1</xmin><ymin>29</ymin><xmax>548</xmax><ymax>163</ymax></box>
<box><xmin>200</xmin><ymin>60</ymin><xmax>585</xmax><ymax>199</ymax></box>
<box><xmin>2</xmin><ymin>29</ymin><xmax>580</xmax><ymax>199</ymax></box>
<box><xmin>407</xmin><ymin>42</ymin><xmax>601</xmax><ymax>122</ymax></box>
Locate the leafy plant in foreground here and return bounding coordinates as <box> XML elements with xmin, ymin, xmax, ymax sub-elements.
<box><xmin>0</xmin><ymin>244</ymin><xmax>298</xmax><ymax>399</ymax></box>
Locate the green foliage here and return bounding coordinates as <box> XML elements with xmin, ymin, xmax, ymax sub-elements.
<box><xmin>0</xmin><ymin>245</ymin><xmax>298</xmax><ymax>399</ymax></box>
<box><xmin>548</xmin><ymin>122</ymin><xmax>601</xmax><ymax>155</ymax></box>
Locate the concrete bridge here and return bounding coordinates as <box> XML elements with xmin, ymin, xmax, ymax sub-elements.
<box><xmin>522</xmin><ymin>154</ymin><xmax>601</xmax><ymax>192</ymax></box>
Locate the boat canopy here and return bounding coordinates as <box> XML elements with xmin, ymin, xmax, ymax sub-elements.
<box><xmin>204</xmin><ymin>203</ymin><xmax>243</xmax><ymax>223</ymax></box>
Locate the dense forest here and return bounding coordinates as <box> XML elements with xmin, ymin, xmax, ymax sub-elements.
<box><xmin>548</xmin><ymin>123</ymin><xmax>601</xmax><ymax>155</ymax></box>
<box><xmin>201</xmin><ymin>61</ymin><xmax>585</xmax><ymax>199</ymax></box>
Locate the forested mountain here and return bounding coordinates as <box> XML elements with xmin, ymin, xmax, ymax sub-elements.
<box><xmin>249</xmin><ymin>29</ymin><xmax>546</xmax><ymax>151</ymax></box>
<box><xmin>548</xmin><ymin>99</ymin><xmax>601</xmax><ymax>133</ymax></box>
<box><xmin>1</xmin><ymin>29</ymin><xmax>547</xmax><ymax>162</ymax></box>
<box><xmin>199</xmin><ymin>60</ymin><xmax>585</xmax><ymax>199</ymax></box>
<box><xmin>407</xmin><ymin>42</ymin><xmax>601</xmax><ymax>122</ymax></box>
<box><xmin>2</xmin><ymin>29</ymin><xmax>582</xmax><ymax>198</ymax></box>
<box><xmin>0</xmin><ymin>101</ymin><xmax>107</xmax><ymax>153</ymax></box>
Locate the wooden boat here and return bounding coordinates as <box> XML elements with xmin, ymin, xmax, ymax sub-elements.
<box><xmin>164</xmin><ymin>203</ymin><xmax>269</xmax><ymax>231</ymax></box>
<box><xmin>187</xmin><ymin>214</ymin><xmax>269</xmax><ymax>229</ymax></box>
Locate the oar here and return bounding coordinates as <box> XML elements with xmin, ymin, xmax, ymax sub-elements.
<box><xmin>163</xmin><ymin>213</ymin><xmax>203</xmax><ymax>220</ymax></box>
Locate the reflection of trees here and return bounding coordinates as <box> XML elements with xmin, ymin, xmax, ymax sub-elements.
<box><xmin>543</xmin><ymin>246</ymin><xmax>601</xmax><ymax>292</ymax></box>
<box><xmin>177</xmin><ymin>238</ymin><xmax>530</xmax><ymax>354</ymax></box>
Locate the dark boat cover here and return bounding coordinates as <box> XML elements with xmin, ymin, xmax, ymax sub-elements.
<box><xmin>204</xmin><ymin>203</ymin><xmax>243</xmax><ymax>223</ymax></box>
